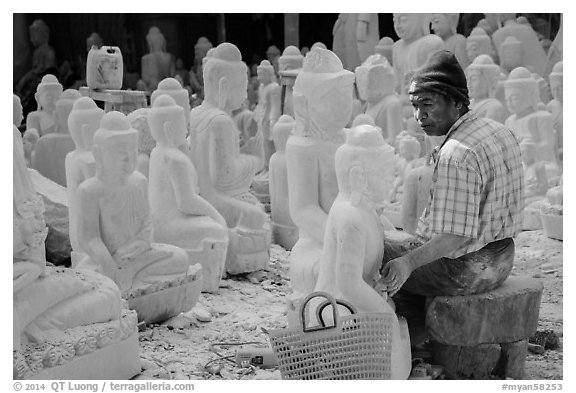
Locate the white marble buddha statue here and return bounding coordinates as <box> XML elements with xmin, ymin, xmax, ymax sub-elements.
<box><xmin>189</xmin><ymin>37</ymin><xmax>213</xmax><ymax>98</ymax></box>
<box><xmin>465</xmin><ymin>54</ymin><xmax>510</xmax><ymax>123</ymax></box>
<box><xmin>66</xmin><ymin>97</ymin><xmax>104</xmax><ymax>266</ymax></box>
<box><xmin>127</xmin><ymin>108</ymin><xmax>154</xmax><ymax>178</ymax></box>
<box><xmin>498</xmin><ymin>35</ymin><xmax>523</xmax><ymax>74</ymax></box>
<box><xmin>431</xmin><ymin>13</ymin><xmax>470</xmax><ymax>69</ymax></box>
<box><xmin>389</xmin><ymin>135</ymin><xmax>423</xmax><ymax>204</ymax></box>
<box><xmin>32</xmin><ymin>88</ymin><xmax>81</xmax><ymax>186</ymax></box>
<box><xmin>313</xmin><ymin>124</ymin><xmax>410</xmax><ymax>379</ymax></box>
<box><xmin>26</xmin><ymin>74</ymin><xmax>62</xmax><ymax>137</ymax></box>
<box><xmin>278</xmin><ymin>46</ymin><xmax>304</xmax><ymax>118</ymax></box>
<box><xmin>504</xmin><ymin>67</ymin><xmax>559</xmax><ymax>168</ymax></box>
<box><xmin>286</xmin><ymin>46</ymin><xmax>355</xmax><ymax>300</ymax></box>
<box><xmin>75</xmin><ymin>111</ymin><xmax>199</xmax><ymax>323</ymax></box>
<box><xmin>374</xmin><ymin>36</ymin><xmax>394</xmax><ymax>66</ymax></box>
<box><xmin>392</xmin><ymin>13</ymin><xmax>444</xmax><ymax>95</ymax></box>
<box><xmin>332</xmin><ymin>13</ymin><xmax>380</xmax><ymax>71</ymax></box>
<box><xmin>13</xmin><ymin>95</ymin><xmax>138</xmax><ymax>380</ymax></box>
<box><xmin>269</xmin><ymin>115</ymin><xmax>298</xmax><ymax>250</ymax></box>
<box><xmin>189</xmin><ymin>42</ymin><xmax>271</xmax><ymax>275</ymax></box>
<box><xmin>141</xmin><ymin>26</ymin><xmax>176</xmax><ymax>92</ymax></box>
<box><xmin>254</xmin><ymin>59</ymin><xmax>281</xmax><ymax>168</ymax></box>
<box><xmin>546</xmin><ymin>61</ymin><xmax>562</xmax><ymax>159</ymax></box>
<box><xmin>466</xmin><ymin>27</ymin><xmax>497</xmax><ymax>64</ymax></box>
<box><xmin>148</xmin><ymin>94</ymin><xmax>229</xmax><ymax>293</ymax></box>
<box><xmin>355</xmin><ymin>54</ymin><xmax>402</xmax><ymax>144</ymax></box>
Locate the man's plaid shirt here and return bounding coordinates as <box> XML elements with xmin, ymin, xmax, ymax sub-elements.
<box><xmin>416</xmin><ymin>111</ymin><xmax>524</xmax><ymax>258</ymax></box>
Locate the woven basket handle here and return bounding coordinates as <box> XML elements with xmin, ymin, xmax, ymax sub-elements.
<box><xmin>300</xmin><ymin>291</ymin><xmax>357</xmax><ymax>333</ymax></box>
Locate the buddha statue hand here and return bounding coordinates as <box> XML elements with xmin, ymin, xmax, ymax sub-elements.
<box><xmin>115</xmin><ymin>247</ymin><xmax>174</xmax><ymax>293</ymax></box>
<box><xmin>240</xmin><ymin>130</ymin><xmax>264</xmax><ymax>157</ymax></box>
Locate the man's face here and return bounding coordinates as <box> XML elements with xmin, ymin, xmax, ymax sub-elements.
<box><xmin>409</xmin><ymin>89</ymin><xmax>460</xmax><ymax>137</ymax></box>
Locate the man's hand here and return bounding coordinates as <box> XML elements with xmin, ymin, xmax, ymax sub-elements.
<box><xmin>381</xmin><ymin>255</ymin><xmax>413</xmax><ymax>296</ymax></box>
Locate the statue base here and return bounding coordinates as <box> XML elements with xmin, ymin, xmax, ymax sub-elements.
<box><xmin>127</xmin><ymin>263</ymin><xmax>203</xmax><ymax>324</ymax></box>
<box><xmin>185</xmin><ymin>239</ymin><xmax>228</xmax><ymax>293</ymax></box>
<box><xmin>14</xmin><ymin>310</ymin><xmax>140</xmax><ymax>380</ymax></box>
<box><xmin>225</xmin><ymin>225</ymin><xmax>271</xmax><ymax>275</ymax></box>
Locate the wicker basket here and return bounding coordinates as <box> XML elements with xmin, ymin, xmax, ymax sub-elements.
<box><xmin>266</xmin><ymin>292</ymin><xmax>394</xmax><ymax>380</ymax></box>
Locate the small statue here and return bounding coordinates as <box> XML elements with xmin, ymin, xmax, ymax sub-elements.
<box><xmin>126</xmin><ymin>108</ymin><xmax>154</xmax><ymax>178</ymax></box>
<box><xmin>389</xmin><ymin>135</ymin><xmax>423</xmax><ymax>204</ymax></box>
<box><xmin>76</xmin><ymin>111</ymin><xmax>199</xmax><ymax>323</ymax></box>
<box><xmin>189</xmin><ymin>37</ymin><xmax>213</xmax><ymax>99</ymax></box>
<box><xmin>66</xmin><ymin>97</ymin><xmax>105</xmax><ymax>266</ymax></box>
<box><xmin>354</xmin><ymin>54</ymin><xmax>403</xmax><ymax>144</ymax></box>
<box><xmin>269</xmin><ymin>115</ymin><xmax>298</xmax><ymax>250</ymax></box>
<box><xmin>189</xmin><ymin>42</ymin><xmax>271</xmax><ymax>274</ymax></box>
<box><xmin>520</xmin><ymin>138</ymin><xmax>558</xmax><ymax>205</ymax></box>
<box><xmin>26</xmin><ymin>74</ymin><xmax>63</xmax><ymax>137</ymax></box>
<box><xmin>332</xmin><ymin>13</ymin><xmax>380</xmax><ymax>71</ymax></box>
<box><xmin>286</xmin><ymin>47</ymin><xmax>355</xmax><ymax>300</ymax></box>
<box><xmin>253</xmin><ymin>60</ymin><xmax>281</xmax><ymax>168</ymax></box>
<box><xmin>546</xmin><ymin>61</ymin><xmax>562</xmax><ymax>159</ymax></box>
<box><xmin>141</xmin><ymin>27</ymin><xmax>176</xmax><ymax>92</ymax></box>
<box><xmin>498</xmin><ymin>36</ymin><xmax>523</xmax><ymax>74</ymax></box>
<box><xmin>265</xmin><ymin>45</ymin><xmax>282</xmax><ymax>75</ymax></box>
<box><xmin>465</xmin><ymin>54</ymin><xmax>510</xmax><ymax>123</ymax></box>
<box><xmin>151</xmin><ymin>77</ymin><xmax>192</xmax><ymax>132</ymax></box>
<box><xmin>430</xmin><ymin>13</ymin><xmax>470</xmax><ymax>69</ymax></box>
<box><xmin>374</xmin><ymin>36</ymin><xmax>394</xmax><ymax>65</ymax></box>
<box><xmin>148</xmin><ymin>95</ymin><xmax>229</xmax><ymax>293</ymax></box>
<box><xmin>278</xmin><ymin>45</ymin><xmax>304</xmax><ymax>118</ymax></box>
<box><xmin>313</xmin><ymin>124</ymin><xmax>410</xmax><ymax>379</ymax></box>
<box><xmin>466</xmin><ymin>27</ymin><xmax>497</xmax><ymax>64</ymax></box>
<box><xmin>31</xmin><ymin>88</ymin><xmax>81</xmax><ymax>186</ymax></box>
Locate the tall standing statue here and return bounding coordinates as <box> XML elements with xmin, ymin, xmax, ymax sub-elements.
<box><xmin>430</xmin><ymin>13</ymin><xmax>470</xmax><ymax>69</ymax></box>
<box><xmin>189</xmin><ymin>42</ymin><xmax>271</xmax><ymax>275</ymax></box>
<box><xmin>66</xmin><ymin>97</ymin><xmax>104</xmax><ymax>266</ymax></box>
<box><xmin>148</xmin><ymin>95</ymin><xmax>229</xmax><ymax>293</ymax></box>
<box><xmin>253</xmin><ymin>59</ymin><xmax>281</xmax><ymax>168</ymax></box>
<box><xmin>332</xmin><ymin>13</ymin><xmax>380</xmax><ymax>71</ymax></box>
<box><xmin>189</xmin><ymin>37</ymin><xmax>213</xmax><ymax>99</ymax></box>
<box><xmin>75</xmin><ymin>111</ymin><xmax>201</xmax><ymax>323</ymax></box>
<box><xmin>13</xmin><ymin>94</ymin><xmax>139</xmax><ymax>380</ymax></box>
<box><xmin>141</xmin><ymin>26</ymin><xmax>176</xmax><ymax>92</ymax></box>
<box><xmin>286</xmin><ymin>47</ymin><xmax>355</xmax><ymax>301</ymax></box>
<box><xmin>354</xmin><ymin>54</ymin><xmax>402</xmax><ymax>144</ymax></box>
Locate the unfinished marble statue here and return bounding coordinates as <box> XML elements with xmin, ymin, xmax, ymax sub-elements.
<box><xmin>546</xmin><ymin>61</ymin><xmax>562</xmax><ymax>158</ymax></box>
<box><xmin>313</xmin><ymin>124</ymin><xmax>410</xmax><ymax>379</ymax></box>
<box><xmin>466</xmin><ymin>54</ymin><xmax>510</xmax><ymax>123</ymax></box>
<box><xmin>401</xmin><ymin>161</ymin><xmax>433</xmax><ymax>235</ymax></box>
<box><xmin>13</xmin><ymin>95</ymin><xmax>139</xmax><ymax>380</ymax></box>
<box><xmin>278</xmin><ymin>46</ymin><xmax>304</xmax><ymax>118</ymax></box>
<box><xmin>127</xmin><ymin>108</ymin><xmax>154</xmax><ymax>178</ymax></box>
<box><xmin>31</xmin><ymin>88</ymin><xmax>80</xmax><ymax>186</ymax></box>
<box><xmin>269</xmin><ymin>115</ymin><xmax>298</xmax><ymax>250</ymax></box>
<box><xmin>141</xmin><ymin>26</ymin><xmax>176</xmax><ymax>92</ymax></box>
<box><xmin>491</xmin><ymin>13</ymin><xmax>547</xmax><ymax>76</ymax></box>
<box><xmin>466</xmin><ymin>27</ymin><xmax>497</xmax><ymax>65</ymax></box>
<box><xmin>354</xmin><ymin>54</ymin><xmax>402</xmax><ymax>144</ymax></box>
<box><xmin>332</xmin><ymin>13</ymin><xmax>380</xmax><ymax>71</ymax></box>
<box><xmin>26</xmin><ymin>74</ymin><xmax>62</xmax><ymax>137</ymax></box>
<box><xmin>504</xmin><ymin>67</ymin><xmax>560</xmax><ymax>168</ymax></box>
<box><xmin>254</xmin><ymin>59</ymin><xmax>281</xmax><ymax>167</ymax></box>
<box><xmin>66</xmin><ymin>97</ymin><xmax>104</xmax><ymax>267</ymax></box>
<box><xmin>148</xmin><ymin>95</ymin><xmax>229</xmax><ymax>293</ymax></box>
<box><xmin>75</xmin><ymin>111</ymin><xmax>201</xmax><ymax>324</ymax></box>
<box><xmin>431</xmin><ymin>13</ymin><xmax>470</xmax><ymax>69</ymax></box>
<box><xmin>189</xmin><ymin>42</ymin><xmax>271</xmax><ymax>275</ymax></box>
<box><xmin>286</xmin><ymin>47</ymin><xmax>355</xmax><ymax>300</ymax></box>
<box><xmin>392</xmin><ymin>13</ymin><xmax>444</xmax><ymax>95</ymax></box>
<box><xmin>374</xmin><ymin>37</ymin><xmax>394</xmax><ymax>66</ymax></box>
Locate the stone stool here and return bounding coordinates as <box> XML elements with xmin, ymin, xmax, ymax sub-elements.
<box><xmin>425</xmin><ymin>277</ymin><xmax>543</xmax><ymax>379</ymax></box>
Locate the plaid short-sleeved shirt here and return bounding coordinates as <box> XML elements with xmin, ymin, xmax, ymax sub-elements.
<box><xmin>416</xmin><ymin>111</ymin><xmax>524</xmax><ymax>258</ymax></box>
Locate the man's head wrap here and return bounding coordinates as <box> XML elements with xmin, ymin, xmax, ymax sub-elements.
<box><xmin>408</xmin><ymin>50</ymin><xmax>470</xmax><ymax>106</ymax></box>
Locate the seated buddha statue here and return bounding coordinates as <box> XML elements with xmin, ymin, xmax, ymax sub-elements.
<box><xmin>25</xmin><ymin>74</ymin><xmax>62</xmax><ymax>137</ymax></box>
<box><xmin>141</xmin><ymin>26</ymin><xmax>176</xmax><ymax>92</ymax></box>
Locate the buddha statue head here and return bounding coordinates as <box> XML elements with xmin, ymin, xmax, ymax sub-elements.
<box><xmin>272</xmin><ymin>114</ymin><xmax>295</xmax><ymax>153</ymax></box>
<box><xmin>151</xmin><ymin>77</ymin><xmax>191</xmax><ymax>126</ymax></box>
<box><xmin>476</xmin><ymin>19</ymin><xmax>496</xmax><ymax>36</ymax></box>
<box><xmin>203</xmin><ymin>42</ymin><xmax>248</xmax><ymax>112</ymax></box>
<box><xmin>266</xmin><ymin>45</ymin><xmax>281</xmax><ymax>63</ymax></box>
<box><xmin>398</xmin><ymin>134</ymin><xmax>421</xmax><ymax>161</ymax></box>
<box><xmin>146</xmin><ymin>26</ymin><xmax>166</xmax><ymax>53</ymax></box>
<box><xmin>14</xmin><ymin>94</ymin><xmax>23</xmax><ymax>127</ymax></box>
<box><xmin>93</xmin><ymin>111</ymin><xmax>138</xmax><ymax>184</ymax></box>
<box><xmin>351</xmin><ymin>113</ymin><xmax>376</xmax><ymax>128</ymax></box>
<box><xmin>292</xmin><ymin>47</ymin><xmax>355</xmax><ymax>138</ymax></box>
<box><xmin>195</xmin><ymin>37</ymin><xmax>213</xmax><ymax>65</ymax></box>
<box><xmin>374</xmin><ymin>36</ymin><xmax>394</xmax><ymax>65</ymax></box>
<box><xmin>86</xmin><ymin>32</ymin><xmax>103</xmax><ymax>52</ymax></box>
<box><xmin>499</xmin><ymin>36</ymin><xmax>523</xmax><ymax>73</ymax></box>
<box><xmin>355</xmin><ymin>54</ymin><xmax>397</xmax><ymax>103</ymax></box>
<box><xmin>465</xmin><ymin>54</ymin><xmax>501</xmax><ymax>100</ymax></box>
<box><xmin>257</xmin><ymin>60</ymin><xmax>275</xmax><ymax>84</ymax></box>
<box><xmin>68</xmin><ymin>97</ymin><xmax>104</xmax><ymax>151</ymax></box>
<box><xmin>520</xmin><ymin>137</ymin><xmax>537</xmax><ymax>166</ymax></box>
<box><xmin>504</xmin><ymin>67</ymin><xmax>539</xmax><ymax>115</ymax></box>
<box><xmin>311</xmin><ymin>42</ymin><xmax>328</xmax><ymax>50</ymax></box>
<box><xmin>278</xmin><ymin>46</ymin><xmax>304</xmax><ymax>72</ymax></box>
<box><xmin>29</xmin><ymin>19</ymin><xmax>50</xmax><ymax>48</ymax></box>
<box><xmin>393</xmin><ymin>13</ymin><xmax>430</xmax><ymax>43</ymax></box>
<box><xmin>466</xmin><ymin>27</ymin><xmax>495</xmax><ymax>63</ymax></box>
<box><xmin>430</xmin><ymin>13</ymin><xmax>459</xmax><ymax>40</ymax></box>
<box><xmin>148</xmin><ymin>94</ymin><xmax>187</xmax><ymax>149</ymax></box>
<box><xmin>549</xmin><ymin>61</ymin><xmax>563</xmax><ymax>103</ymax></box>
<box><xmin>54</xmin><ymin>89</ymin><xmax>81</xmax><ymax>134</ymax></box>
<box><xmin>34</xmin><ymin>74</ymin><xmax>63</xmax><ymax>113</ymax></box>
<box><xmin>335</xmin><ymin>124</ymin><xmax>392</xmax><ymax>205</ymax></box>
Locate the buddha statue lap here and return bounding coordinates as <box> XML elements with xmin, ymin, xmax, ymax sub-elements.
<box><xmin>148</xmin><ymin>95</ymin><xmax>229</xmax><ymax>293</ymax></box>
<box><xmin>354</xmin><ymin>54</ymin><xmax>403</xmax><ymax>145</ymax></box>
<box><xmin>13</xmin><ymin>95</ymin><xmax>139</xmax><ymax>380</ymax></box>
<box><xmin>189</xmin><ymin>42</ymin><xmax>271</xmax><ymax>275</ymax></box>
<box><xmin>75</xmin><ymin>111</ymin><xmax>201</xmax><ymax>323</ymax></box>
<box><xmin>466</xmin><ymin>54</ymin><xmax>510</xmax><ymax>123</ymax></box>
<box><xmin>286</xmin><ymin>47</ymin><xmax>355</xmax><ymax>301</ymax></box>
